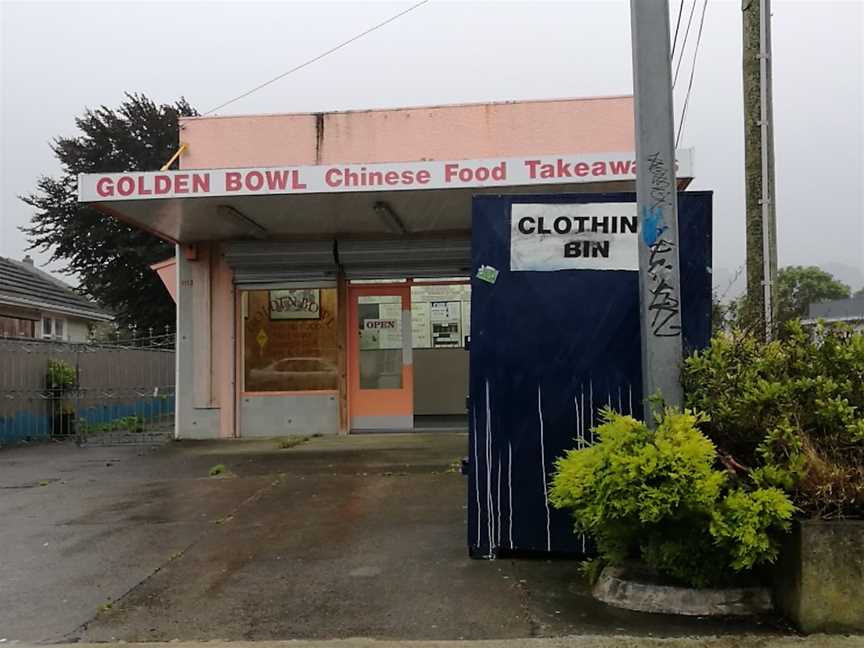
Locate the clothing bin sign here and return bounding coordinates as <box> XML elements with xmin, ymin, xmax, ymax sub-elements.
<box><xmin>510</xmin><ymin>203</ymin><xmax>638</xmax><ymax>272</ymax></box>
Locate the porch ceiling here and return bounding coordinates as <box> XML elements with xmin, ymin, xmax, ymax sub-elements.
<box><xmin>91</xmin><ymin>179</ymin><xmax>692</xmax><ymax>244</ymax></box>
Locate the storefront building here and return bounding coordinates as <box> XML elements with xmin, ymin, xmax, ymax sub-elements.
<box><xmin>78</xmin><ymin>96</ymin><xmax>695</xmax><ymax>439</ymax></box>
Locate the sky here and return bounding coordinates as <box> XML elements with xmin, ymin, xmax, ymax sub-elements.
<box><xmin>0</xmin><ymin>0</ymin><xmax>862</xmax><ymax>295</ymax></box>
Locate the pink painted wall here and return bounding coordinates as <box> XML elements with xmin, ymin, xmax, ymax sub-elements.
<box><xmin>210</xmin><ymin>244</ymin><xmax>236</xmax><ymax>438</ymax></box>
<box><xmin>150</xmin><ymin>258</ymin><xmax>177</xmax><ymax>302</ymax></box>
<box><xmin>178</xmin><ymin>96</ymin><xmax>635</xmax><ymax>438</ymax></box>
<box><xmin>179</xmin><ymin>96</ymin><xmax>634</xmax><ymax>170</ymax></box>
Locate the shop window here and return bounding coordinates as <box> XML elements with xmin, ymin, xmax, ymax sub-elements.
<box><xmin>410</xmin><ymin>283</ymin><xmax>470</xmax><ymax>349</ymax></box>
<box><xmin>242</xmin><ymin>287</ymin><xmax>338</xmax><ymax>392</ymax></box>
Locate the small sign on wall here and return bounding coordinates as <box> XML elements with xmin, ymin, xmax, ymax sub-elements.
<box><xmin>510</xmin><ymin>203</ymin><xmax>638</xmax><ymax>272</ymax></box>
<box><xmin>269</xmin><ymin>288</ymin><xmax>321</xmax><ymax>320</ymax></box>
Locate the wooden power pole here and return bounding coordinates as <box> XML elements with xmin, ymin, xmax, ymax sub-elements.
<box><xmin>742</xmin><ymin>0</ymin><xmax>778</xmax><ymax>339</ymax></box>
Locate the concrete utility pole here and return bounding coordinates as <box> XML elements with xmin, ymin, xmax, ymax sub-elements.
<box><xmin>742</xmin><ymin>0</ymin><xmax>778</xmax><ymax>340</ymax></box>
<box><xmin>630</xmin><ymin>0</ymin><xmax>684</xmax><ymax>420</ymax></box>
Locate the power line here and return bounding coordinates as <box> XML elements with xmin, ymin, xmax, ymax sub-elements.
<box><xmin>203</xmin><ymin>0</ymin><xmax>430</xmax><ymax>116</ymax></box>
<box><xmin>672</xmin><ymin>0</ymin><xmax>698</xmax><ymax>89</ymax></box>
<box><xmin>676</xmin><ymin>0</ymin><xmax>709</xmax><ymax>148</ymax></box>
<box><xmin>671</xmin><ymin>0</ymin><xmax>685</xmax><ymax>60</ymax></box>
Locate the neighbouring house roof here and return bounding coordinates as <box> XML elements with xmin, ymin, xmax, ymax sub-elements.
<box><xmin>0</xmin><ymin>256</ymin><xmax>113</xmax><ymax>321</ymax></box>
<box><xmin>805</xmin><ymin>293</ymin><xmax>864</xmax><ymax>323</ymax></box>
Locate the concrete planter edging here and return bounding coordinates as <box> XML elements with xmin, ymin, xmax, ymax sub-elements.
<box><xmin>773</xmin><ymin>518</ymin><xmax>864</xmax><ymax>634</ymax></box>
<box><xmin>593</xmin><ymin>566</ymin><xmax>773</xmax><ymax>616</ymax></box>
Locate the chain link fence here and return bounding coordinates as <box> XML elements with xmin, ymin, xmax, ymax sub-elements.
<box><xmin>0</xmin><ymin>332</ymin><xmax>175</xmax><ymax>447</ymax></box>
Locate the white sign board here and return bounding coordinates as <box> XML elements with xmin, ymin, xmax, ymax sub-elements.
<box><xmin>411</xmin><ymin>302</ymin><xmax>431</xmax><ymax>349</ymax></box>
<box><xmin>361</xmin><ymin>318</ymin><xmax>401</xmax><ymax>350</ymax></box>
<box><xmin>510</xmin><ymin>203</ymin><xmax>639</xmax><ymax>272</ymax></box>
<box><xmin>78</xmin><ymin>150</ymin><xmax>694</xmax><ymax>203</ymax></box>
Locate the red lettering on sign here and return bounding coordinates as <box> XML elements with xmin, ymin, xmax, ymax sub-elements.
<box><xmin>174</xmin><ymin>174</ymin><xmax>189</xmax><ymax>194</ymax></box>
<box><xmin>96</xmin><ymin>177</ymin><xmax>114</xmax><ymax>197</ymax></box>
<box><xmin>325</xmin><ymin>168</ymin><xmax>341</xmax><ymax>187</ymax></box>
<box><xmin>154</xmin><ymin>175</ymin><xmax>172</xmax><ymax>195</ymax></box>
<box><xmin>556</xmin><ymin>159</ymin><xmax>572</xmax><ymax>177</ymax></box>
<box><xmin>225</xmin><ymin>172</ymin><xmax>242</xmax><ymax>192</ymax></box>
<box><xmin>246</xmin><ymin>171</ymin><xmax>263</xmax><ymax>191</ymax></box>
<box><xmin>265</xmin><ymin>170</ymin><xmax>289</xmax><ymax>190</ymax></box>
<box><xmin>116</xmin><ymin>177</ymin><xmax>135</xmax><ymax>196</ymax></box>
<box><xmin>192</xmin><ymin>173</ymin><xmax>210</xmax><ymax>193</ymax></box>
<box><xmin>609</xmin><ymin>160</ymin><xmax>631</xmax><ymax>175</ymax></box>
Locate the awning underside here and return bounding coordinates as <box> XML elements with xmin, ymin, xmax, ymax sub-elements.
<box><xmin>92</xmin><ymin>180</ymin><xmax>694</xmax><ymax>244</ymax></box>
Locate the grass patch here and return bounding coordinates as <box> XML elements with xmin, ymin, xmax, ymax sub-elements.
<box><xmin>208</xmin><ymin>463</ymin><xmax>226</xmax><ymax>477</ymax></box>
<box><xmin>446</xmin><ymin>458</ymin><xmax>463</xmax><ymax>474</ymax></box>
<box><xmin>97</xmin><ymin>601</ymin><xmax>113</xmax><ymax>613</ymax></box>
<box><xmin>276</xmin><ymin>436</ymin><xmax>310</xmax><ymax>450</ymax></box>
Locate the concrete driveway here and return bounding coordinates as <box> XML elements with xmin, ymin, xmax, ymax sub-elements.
<box><xmin>0</xmin><ymin>434</ymin><xmax>787</xmax><ymax>643</ymax></box>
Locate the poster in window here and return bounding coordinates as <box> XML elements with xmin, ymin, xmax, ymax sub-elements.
<box><xmin>431</xmin><ymin>300</ymin><xmax>461</xmax><ymax>348</ymax></box>
<box><xmin>269</xmin><ymin>289</ymin><xmax>321</xmax><ymax>320</ymax></box>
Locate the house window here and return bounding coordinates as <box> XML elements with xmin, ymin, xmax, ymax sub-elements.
<box><xmin>42</xmin><ymin>317</ymin><xmax>66</xmax><ymax>340</ymax></box>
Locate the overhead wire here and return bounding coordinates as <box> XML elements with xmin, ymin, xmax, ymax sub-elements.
<box><xmin>202</xmin><ymin>0</ymin><xmax>430</xmax><ymax>116</ymax></box>
<box><xmin>672</xmin><ymin>0</ymin><xmax>698</xmax><ymax>89</ymax></box>
<box><xmin>676</xmin><ymin>0</ymin><xmax>709</xmax><ymax>148</ymax></box>
<box><xmin>670</xmin><ymin>0</ymin><xmax>685</xmax><ymax>61</ymax></box>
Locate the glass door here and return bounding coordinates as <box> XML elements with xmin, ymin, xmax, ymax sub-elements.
<box><xmin>348</xmin><ymin>284</ymin><xmax>413</xmax><ymax>431</ymax></box>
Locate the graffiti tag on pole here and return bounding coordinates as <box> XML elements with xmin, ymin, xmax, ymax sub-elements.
<box><xmin>642</xmin><ymin>152</ymin><xmax>681</xmax><ymax>338</ymax></box>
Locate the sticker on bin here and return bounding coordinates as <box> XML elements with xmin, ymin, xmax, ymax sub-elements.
<box><xmin>476</xmin><ymin>265</ymin><xmax>499</xmax><ymax>284</ymax></box>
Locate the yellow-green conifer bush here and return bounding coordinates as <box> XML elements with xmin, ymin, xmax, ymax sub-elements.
<box><xmin>549</xmin><ymin>409</ymin><xmax>794</xmax><ymax>588</ymax></box>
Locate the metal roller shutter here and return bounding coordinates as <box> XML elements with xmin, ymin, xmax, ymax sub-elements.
<box><xmin>222</xmin><ymin>241</ymin><xmax>337</xmax><ymax>286</ymax></box>
<box><xmin>338</xmin><ymin>238</ymin><xmax>471</xmax><ymax>280</ymax></box>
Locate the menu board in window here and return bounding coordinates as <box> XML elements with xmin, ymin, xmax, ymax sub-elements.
<box><xmin>411</xmin><ymin>301</ymin><xmax>431</xmax><ymax>348</ymax></box>
<box><xmin>430</xmin><ymin>301</ymin><xmax>461</xmax><ymax>348</ymax></box>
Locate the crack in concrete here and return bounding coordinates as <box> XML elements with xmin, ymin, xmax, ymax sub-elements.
<box><xmin>509</xmin><ymin>562</ymin><xmax>543</xmax><ymax>638</ymax></box>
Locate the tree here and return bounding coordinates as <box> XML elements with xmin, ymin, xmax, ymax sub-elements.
<box><xmin>775</xmin><ymin>265</ymin><xmax>850</xmax><ymax>324</ymax></box>
<box><xmin>22</xmin><ymin>93</ymin><xmax>197</xmax><ymax>333</ymax></box>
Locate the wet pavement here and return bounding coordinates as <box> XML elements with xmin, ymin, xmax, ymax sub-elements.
<box><xmin>0</xmin><ymin>434</ymin><xmax>791</xmax><ymax>643</ymax></box>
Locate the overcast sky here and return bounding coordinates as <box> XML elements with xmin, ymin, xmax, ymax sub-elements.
<box><xmin>1</xmin><ymin>0</ymin><xmax>862</xmax><ymax>294</ymax></box>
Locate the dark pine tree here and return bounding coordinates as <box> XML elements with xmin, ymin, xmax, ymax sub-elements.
<box><xmin>22</xmin><ymin>93</ymin><xmax>197</xmax><ymax>332</ymax></box>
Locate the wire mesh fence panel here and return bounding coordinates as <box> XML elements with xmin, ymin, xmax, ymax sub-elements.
<box><xmin>0</xmin><ymin>333</ymin><xmax>175</xmax><ymax>447</ymax></box>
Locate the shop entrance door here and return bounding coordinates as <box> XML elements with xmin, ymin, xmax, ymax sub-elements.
<box><xmin>348</xmin><ymin>284</ymin><xmax>413</xmax><ymax>431</ymax></box>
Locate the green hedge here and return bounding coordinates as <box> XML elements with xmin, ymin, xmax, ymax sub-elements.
<box><xmin>550</xmin><ymin>409</ymin><xmax>794</xmax><ymax>588</ymax></box>
<box><xmin>683</xmin><ymin>322</ymin><xmax>864</xmax><ymax>520</ymax></box>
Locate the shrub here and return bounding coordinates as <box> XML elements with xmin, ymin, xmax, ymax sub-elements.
<box><xmin>46</xmin><ymin>359</ymin><xmax>76</xmax><ymax>391</ymax></box>
<box><xmin>549</xmin><ymin>408</ymin><xmax>794</xmax><ymax>587</ymax></box>
<box><xmin>683</xmin><ymin>322</ymin><xmax>864</xmax><ymax>519</ymax></box>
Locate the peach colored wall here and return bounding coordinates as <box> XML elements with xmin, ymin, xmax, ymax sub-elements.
<box><xmin>179</xmin><ymin>96</ymin><xmax>634</xmax><ymax>170</ymax></box>
<box><xmin>177</xmin><ymin>97</ymin><xmax>634</xmax><ymax>437</ymax></box>
<box><xmin>211</xmin><ymin>244</ymin><xmax>236</xmax><ymax>438</ymax></box>
<box><xmin>150</xmin><ymin>258</ymin><xmax>177</xmax><ymax>302</ymax></box>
